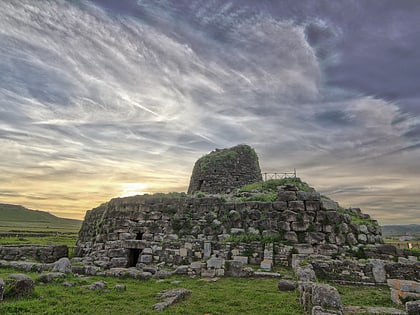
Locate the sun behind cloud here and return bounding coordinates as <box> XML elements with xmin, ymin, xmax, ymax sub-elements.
<box><xmin>119</xmin><ymin>183</ymin><xmax>150</xmax><ymax>198</ymax></box>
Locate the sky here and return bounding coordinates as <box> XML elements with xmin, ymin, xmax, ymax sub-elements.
<box><xmin>0</xmin><ymin>0</ymin><xmax>419</xmax><ymax>224</ymax></box>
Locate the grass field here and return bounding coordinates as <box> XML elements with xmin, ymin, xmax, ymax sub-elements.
<box><xmin>0</xmin><ymin>269</ymin><xmax>304</xmax><ymax>315</ymax></box>
<box><xmin>0</xmin><ymin>204</ymin><xmax>81</xmax><ymax>233</ymax></box>
<box><xmin>0</xmin><ymin>267</ymin><xmax>400</xmax><ymax>315</ymax></box>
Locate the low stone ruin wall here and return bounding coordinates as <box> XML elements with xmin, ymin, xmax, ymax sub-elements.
<box><xmin>75</xmin><ymin>192</ymin><xmax>382</xmax><ymax>269</ymax></box>
<box><xmin>0</xmin><ymin>245</ymin><xmax>68</xmax><ymax>263</ymax></box>
<box><xmin>309</xmin><ymin>258</ymin><xmax>419</xmax><ymax>285</ymax></box>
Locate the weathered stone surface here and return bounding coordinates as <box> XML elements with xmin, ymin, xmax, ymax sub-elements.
<box><xmin>320</xmin><ymin>198</ymin><xmax>338</xmax><ymax>211</ymax></box>
<box><xmin>297</xmin><ymin>191</ymin><xmax>320</xmax><ymax>201</ymax></box>
<box><xmin>253</xmin><ymin>271</ymin><xmax>281</xmax><ymax>278</ymax></box>
<box><xmin>52</xmin><ymin>257</ymin><xmax>72</xmax><ymax>274</ymax></box>
<box><xmin>294</xmin><ymin>244</ymin><xmax>315</xmax><ymax>255</ymax></box>
<box><xmin>154</xmin><ymin>288</ymin><xmax>191</xmax><ymax>311</ymax></box>
<box><xmin>278</xmin><ymin>279</ymin><xmax>297</xmax><ymax>291</ymax></box>
<box><xmin>5</xmin><ymin>274</ymin><xmax>35</xmax><ymax>298</ymax></box>
<box><xmin>0</xmin><ymin>245</ymin><xmax>68</xmax><ymax>263</ymax></box>
<box><xmin>207</xmin><ymin>257</ymin><xmax>225</xmax><ymax>269</ymax></box>
<box><xmin>388</xmin><ymin>279</ymin><xmax>420</xmax><ymax>305</ymax></box>
<box><xmin>38</xmin><ymin>272</ymin><xmax>65</xmax><ymax>283</ymax></box>
<box><xmin>297</xmin><ymin>266</ymin><xmax>316</xmax><ymax>282</ymax></box>
<box><xmin>260</xmin><ymin>259</ymin><xmax>273</xmax><ymax>271</ymax></box>
<box><xmin>114</xmin><ymin>284</ymin><xmax>126</xmax><ymax>291</ymax></box>
<box><xmin>278</xmin><ymin>191</ymin><xmax>297</xmax><ymax>202</ymax></box>
<box><xmin>74</xmin><ymin>145</ymin><xmax>383</xmax><ymax>270</ymax></box>
<box><xmin>406</xmin><ymin>300</ymin><xmax>420</xmax><ymax>315</ymax></box>
<box><xmin>187</xmin><ymin>144</ymin><xmax>262</xmax><ymax>194</ymax></box>
<box><xmin>86</xmin><ymin>281</ymin><xmax>107</xmax><ymax>290</ymax></box>
<box><xmin>371</xmin><ymin>259</ymin><xmax>387</xmax><ymax>283</ymax></box>
<box><xmin>312</xmin><ymin>284</ymin><xmax>343</xmax><ymax>310</ymax></box>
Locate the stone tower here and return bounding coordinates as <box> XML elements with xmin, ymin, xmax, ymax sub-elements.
<box><xmin>187</xmin><ymin>144</ymin><xmax>262</xmax><ymax>194</ymax></box>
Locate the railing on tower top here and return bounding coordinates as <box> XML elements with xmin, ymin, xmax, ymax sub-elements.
<box><xmin>262</xmin><ymin>169</ymin><xmax>296</xmax><ymax>181</ymax></box>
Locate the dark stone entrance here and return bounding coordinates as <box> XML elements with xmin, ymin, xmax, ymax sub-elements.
<box><xmin>127</xmin><ymin>248</ymin><xmax>141</xmax><ymax>267</ymax></box>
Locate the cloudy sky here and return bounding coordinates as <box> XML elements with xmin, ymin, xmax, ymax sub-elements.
<box><xmin>1</xmin><ymin>0</ymin><xmax>419</xmax><ymax>224</ymax></box>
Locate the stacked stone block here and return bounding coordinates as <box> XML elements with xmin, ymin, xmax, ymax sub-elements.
<box><xmin>75</xmin><ymin>186</ymin><xmax>383</xmax><ymax>269</ymax></box>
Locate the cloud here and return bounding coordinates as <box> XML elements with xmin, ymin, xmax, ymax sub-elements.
<box><xmin>0</xmin><ymin>0</ymin><xmax>419</xmax><ymax>224</ymax></box>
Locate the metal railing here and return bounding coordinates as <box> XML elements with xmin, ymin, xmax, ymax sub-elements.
<box><xmin>262</xmin><ymin>168</ymin><xmax>296</xmax><ymax>181</ymax></box>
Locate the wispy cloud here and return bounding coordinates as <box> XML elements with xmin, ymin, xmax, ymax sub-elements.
<box><xmin>0</xmin><ymin>0</ymin><xmax>419</xmax><ymax>223</ymax></box>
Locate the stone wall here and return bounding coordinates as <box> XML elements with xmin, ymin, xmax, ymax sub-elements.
<box><xmin>75</xmin><ymin>187</ymin><xmax>382</xmax><ymax>269</ymax></box>
<box><xmin>310</xmin><ymin>258</ymin><xmax>419</xmax><ymax>285</ymax></box>
<box><xmin>187</xmin><ymin>144</ymin><xmax>262</xmax><ymax>194</ymax></box>
<box><xmin>0</xmin><ymin>245</ymin><xmax>68</xmax><ymax>263</ymax></box>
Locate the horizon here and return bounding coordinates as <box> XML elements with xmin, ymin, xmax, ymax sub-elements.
<box><xmin>1</xmin><ymin>1</ymin><xmax>420</xmax><ymax>224</ymax></box>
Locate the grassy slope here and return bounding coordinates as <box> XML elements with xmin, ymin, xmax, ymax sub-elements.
<box><xmin>0</xmin><ymin>203</ymin><xmax>81</xmax><ymax>233</ymax></box>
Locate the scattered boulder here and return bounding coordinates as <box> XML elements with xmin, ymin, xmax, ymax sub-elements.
<box><xmin>38</xmin><ymin>272</ymin><xmax>65</xmax><ymax>283</ymax></box>
<box><xmin>154</xmin><ymin>288</ymin><xmax>191</xmax><ymax>311</ymax></box>
<box><xmin>52</xmin><ymin>257</ymin><xmax>72</xmax><ymax>274</ymax></box>
<box><xmin>277</xmin><ymin>280</ymin><xmax>297</xmax><ymax>291</ymax></box>
<box><xmin>114</xmin><ymin>284</ymin><xmax>126</xmax><ymax>291</ymax></box>
<box><xmin>406</xmin><ymin>300</ymin><xmax>420</xmax><ymax>315</ymax></box>
<box><xmin>312</xmin><ymin>283</ymin><xmax>343</xmax><ymax>311</ymax></box>
<box><xmin>296</xmin><ymin>266</ymin><xmax>316</xmax><ymax>282</ymax></box>
<box><xmin>5</xmin><ymin>274</ymin><xmax>35</xmax><ymax>298</ymax></box>
<box><xmin>63</xmin><ymin>281</ymin><xmax>75</xmax><ymax>287</ymax></box>
<box><xmin>85</xmin><ymin>281</ymin><xmax>107</xmax><ymax>290</ymax></box>
<box><xmin>387</xmin><ymin>279</ymin><xmax>420</xmax><ymax>305</ymax></box>
<box><xmin>299</xmin><ymin>282</ymin><xmax>343</xmax><ymax>315</ymax></box>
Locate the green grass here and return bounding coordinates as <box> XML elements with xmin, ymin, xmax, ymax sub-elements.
<box><xmin>337</xmin><ymin>207</ymin><xmax>378</xmax><ymax>226</ymax></box>
<box><xmin>0</xmin><ymin>268</ymin><xmax>304</xmax><ymax>315</ymax></box>
<box><xmin>0</xmin><ymin>204</ymin><xmax>81</xmax><ymax>233</ymax></box>
<box><xmin>240</xmin><ymin>178</ymin><xmax>312</xmax><ymax>193</ymax></box>
<box><xmin>335</xmin><ymin>284</ymin><xmax>400</xmax><ymax>309</ymax></box>
<box><xmin>0</xmin><ymin>234</ymin><xmax>78</xmax><ymax>247</ymax></box>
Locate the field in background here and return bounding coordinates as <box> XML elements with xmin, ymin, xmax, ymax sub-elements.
<box><xmin>0</xmin><ymin>203</ymin><xmax>81</xmax><ymax>233</ymax></box>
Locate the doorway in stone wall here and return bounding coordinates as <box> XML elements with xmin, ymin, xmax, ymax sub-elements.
<box><xmin>127</xmin><ymin>248</ymin><xmax>141</xmax><ymax>267</ymax></box>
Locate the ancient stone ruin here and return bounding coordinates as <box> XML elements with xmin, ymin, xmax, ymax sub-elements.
<box><xmin>75</xmin><ymin>144</ymin><xmax>384</xmax><ymax>271</ymax></box>
<box><xmin>187</xmin><ymin>144</ymin><xmax>262</xmax><ymax>194</ymax></box>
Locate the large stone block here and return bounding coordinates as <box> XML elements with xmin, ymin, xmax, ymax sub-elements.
<box><xmin>5</xmin><ymin>274</ymin><xmax>35</xmax><ymax>298</ymax></box>
<box><xmin>278</xmin><ymin>279</ymin><xmax>297</xmax><ymax>291</ymax></box>
<box><xmin>305</xmin><ymin>201</ymin><xmax>320</xmax><ymax>211</ymax></box>
<box><xmin>272</xmin><ymin>201</ymin><xmax>288</xmax><ymax>211</ymax></box>
<box><xmin>308</xmin><ymin>232</ymin><xmax>325</xmax><ymax>245</ymax></box>
<box><xmin>52</xmin><ymin>257</ymin><xmax>72</xmax><ymax>274</ymax></box>
<box><xmin>297</xmin><ymin>191</ymin><xmax>320</xmax><ymax>201</ymax></box>
<box><xmin>293</xmin><ymin>244</ymin><xmax>315</xmax><ymax>255</ymax></box>
<box><xmin>285</xmin><ymin>231</ymin><xmax>298</xmax><ymax>243</ymax></box>
<box><xmin>207</xmin><ymin>257</ymin><xmax>225</xmax><ymax>269</ymax></box>
<box><xmin>277</xmin><ymin>191</ymin><xmax>297</xmax><ymax>202</ymax></box>
<box><xmin>312</xmin><ymin>283</ymin><xmax>343</xmax><ymax>311</ymax></box>
<box><xmin>370</xmin><ymin>259</ymin><xmax>386</xmax><ymax>283</ymax></box>
<box><xmin>320</xmin><ymin>198</ymin><xmax>338</xmax><ymax>211</ymax></box>
<box><xmin>289</xmin><ymin>201</ymin><xmax>305</xmax><ymax>211</ymax></box>
<box><xmin>291</xmin><ymin>221</ymin><xmax>311</xmax><ymax>232</ymax></box>
<box><xmin>388</xmin><ymin>279</ymin><xmax>420</xmax><ymax>305</ymax></box>
<box><xmin>283</xmin><ymin>210</ymin><xmax>298</xmax><ymax>222</ymax></box>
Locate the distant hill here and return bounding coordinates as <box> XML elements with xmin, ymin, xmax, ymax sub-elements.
<box><xmin>0</xmin><ymin>203</ymin><xmax>82</xmax><ymax>232</ymax></box>
<box><xmin>382</xmin><ymin>224</ymin><xmax>420</xmax><ymax>238</ymax></box>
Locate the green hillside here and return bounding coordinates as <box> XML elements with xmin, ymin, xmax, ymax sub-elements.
<box><xmin>382</xmin><ymin>224</ymin><xmax>420</xmax><ymax>238</ymax></box>
<box><xmin>0</xmin><ymin>203</ymin><xmax>82</xmax><ymax>233</ymax></box>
